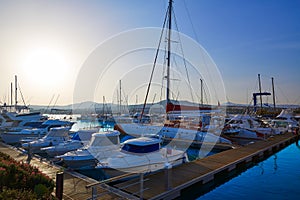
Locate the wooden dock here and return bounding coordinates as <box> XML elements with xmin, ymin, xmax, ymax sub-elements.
<box><xmin>107</xmin><ymin>132</ymin><xmax>298</xmax><ymax>199</ymax></box>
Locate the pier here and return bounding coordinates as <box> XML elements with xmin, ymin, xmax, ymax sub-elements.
<box><xmin>100</xmin><ymin>132</ymin><xmax>298</xmax><ymax>199</ymax></box>
<box><xmin>0</xmin><ymin>132</ymin><xmax>298</xmax><ymax>199</ymax></box>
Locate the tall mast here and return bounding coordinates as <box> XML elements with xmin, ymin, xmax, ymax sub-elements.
<box><xmin>166</xmin><ymin>0</ymin><xmax>172</xmax><ymax>104</ymax></box>
<box><xmin>200</xmin><ymin>78</ymin><xmax>203</xmax><ymax>106</ymax></box>
<box><xmin>10</xmin><ymin>82</ymin><xmax>13</xmax><ymax>106</ymax></box>
<box><xmin>271</xmin><ymin>77</ymin><xmax>276</xmax><ymax>110</ymax></box>
<box><xmin>258</xmin><ymin>74</ymin><xmax>262</xmax><ymax>111</ymax></box>
<box><xmin>119</xmin><ymin>80</ymin><xmax>122</xmax><ymax>115</ymax></box>
<box><xmin>102</xmin><ymin>96</ymin><xmax>105</xmax><ymax>116</ymax></box>
<box><xmin>15</xmin><ymin>75</ymin><xmax>18</xmax><ymax>109</ymax></box>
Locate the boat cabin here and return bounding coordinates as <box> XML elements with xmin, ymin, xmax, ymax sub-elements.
<box><xmin>89</xmin><ymin>130</ymin><xmax>120</xmax><ymax>147</ymax></box>
<box><xmin>121</xmin><ymin>137</ymin><xmax>161</xmax><ymax>154</ymax></box>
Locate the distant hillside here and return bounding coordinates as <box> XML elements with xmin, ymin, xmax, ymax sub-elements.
<box><xmin>28</xmin><ymin>100</ymin><xmax>299</xmax><ymax>115</ymax></box>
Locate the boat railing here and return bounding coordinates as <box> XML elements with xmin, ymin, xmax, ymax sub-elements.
<box><xmin>86</xmin><ymin>172</ymin><xmax>149</xmax><ymax>200</ymax></box>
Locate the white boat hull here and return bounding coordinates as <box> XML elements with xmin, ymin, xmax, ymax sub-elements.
<box><xmin>98</xmin><ymin>148</ymin><xmax>188</xmax><ymax>177</ymax></box>
<box><xmin>1</xmin><ymin>132</ymin><xmax>45</xmax><ymax>144</ymax></box>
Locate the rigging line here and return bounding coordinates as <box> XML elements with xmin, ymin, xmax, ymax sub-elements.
<box><xmin>52</xmin><ymin>94</ymin><xmax>60</xmax><ymax>110</ymax></box>
<box><xmin>276</xmin><ymin>85</ymin><xmax>290</xmax><ymax>104</ymax></box>
<box><xmin>140</xmin><ymin>5</ymin><xmax>169</xmax><ymax>121</ymax></box>
<box><xmin>183</xmin><ymin>0</ymin><xmax>200</xmax><ymax>43</ymax></box>
<box><xmin>293</xmin><ymin>95</ymin><xmax>300</xmax><ymax>105</ymax></box>
<box><xmin>45</xmin><ymin>94</ymin><xmax>55</xmax><ymax>113</ymax></box>
<box><xmin>172</xmin><ymin>9</ymin><xmax>195</xmax><ymax>103</ymax></box>
<box><xmin>203</xmin><ymin>83</ymin><xmax>209</xmax><ymax>105</ymax></box>
<box><xmin>160</xmin><ymin>41</ymin><xmax>168</xmax><ymax>103</ymax></box>
<box><xmin>17</xmin><ymin>83</ymin><xmax>26</xmax><ymax>107</ymax></box>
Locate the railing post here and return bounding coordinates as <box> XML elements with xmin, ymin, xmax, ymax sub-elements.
<box><xmin>164</xmin><ymin>164</ymin><xmax>172</xmax><ymax>190</ymax></box>
<box><xmin>140</xmin><ymin>173</ymin><xmax>144</xmax><ymax>200</ymax></box>
<box><xmin>56</xmin><ymin>172</ymin><xmax>64</xmax><ymax>200</ymax></box>
<box><xmin>92</xmin><ymin>186</ymin><xmax>97</xmax><ymax>200</ymax></box>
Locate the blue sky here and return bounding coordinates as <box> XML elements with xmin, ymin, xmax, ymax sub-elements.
<box><xmin>0</xmin><ymin>0</ymin><xmax>299</xmax><ymax>105</ymax></box>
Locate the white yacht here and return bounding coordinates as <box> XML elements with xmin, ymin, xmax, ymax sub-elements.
<box><xmin>41</xmin><ymin>140</ymin><xmax>84</xmax><ymax>157</ymax></box>
<box><xmin>0</xmin><ymin>110</ymin><xmax>46</xmax><ymax>132</ymax></box>
<box><xmin>223</xmin><ymin>114</ymin><xmax>280</xmax><ymax>140</ymax></box>
<box><xmin>97</xmin><ymin>137</ymin><xmax>188</xmax><ymax>177</ymax></box>
<box><xmin>270</xmin><ymin>109</ymin><xmax>299</xmax><ymax>133</ymax></box>
<box><xmin>1</xmin><ymin>119</ymin><xmax>74</xmax><ymax>144</ymax></box>
<box><xmin>22</xmin><ymin>127</ymin><xmax>71</xmax><ymax>153</ymax></box>
<box><xmin>118</xmin><ymin>123</ymin><xmax>232</xmax><ymax>146</ymax></box>
<box><xmin>57</xmin><ymin>130</ymin><xmax>120</xmax><ymax>169</ymax></box>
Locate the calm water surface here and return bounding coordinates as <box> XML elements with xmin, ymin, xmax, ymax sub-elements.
<box><xmin>197</xmin><ymin>141</ymin><xmax>300</xmax><ymax>200</ymax></box>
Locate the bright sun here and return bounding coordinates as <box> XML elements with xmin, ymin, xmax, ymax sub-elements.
<box><xmin>22</xmin><ymin>47</ymin><xmax>69</xmax><ymax>87</ymax></box>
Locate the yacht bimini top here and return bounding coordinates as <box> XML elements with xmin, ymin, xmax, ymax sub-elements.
<box><xmin>121</xmin><ymin>137</ymin><xmax>161</xmax><ymax>153</ymax></box>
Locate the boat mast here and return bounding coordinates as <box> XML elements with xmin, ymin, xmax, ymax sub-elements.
<box><xmin>119</xmin><ymin>80</ymin><xmax>122</xmax><ymax>115</ymax></box>
<box><xmin>10</xmin><ymin>82</ymin><xmax>13</xmax><ymax>106</ymax></box>
<box><xmin>200</xmin><ymin>78</ymin><xmax>203</xmax><ymax>106</ymax></box>
<box><xmin>258</xmin><ymin>74</ymin><xmax>263</xmax><ymax>111</ymax></box>
<box><xmin>271</xmin><ymin>77</ymin><xmax>276</xmax><ymax>111</ymax></box>
<box><xmin>15</xmin><ymin>75</ymin><xmax>18</xmax><ymax>110</ymax></box>
<box><xmin>166</xmin><ymin>0</ymin><xmax>172</xmax><ymax>104</ymax></box>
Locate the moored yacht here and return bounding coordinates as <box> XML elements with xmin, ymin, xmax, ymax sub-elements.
<box><xmin>97</xmin><ymin>137</ymin><xmax>188</xmax><ymax>177</ymax></box>
<box><xmin>1</xmin><ymin>119</ymin><xmax>74</xmax><ymax>144</ymax></box>
<box><xmin>222</xmin><ymin>114</ymin><xmax>279</xmax><ymax>140</ymax></box>
<box><xmin>270</xmin><ymin>109</ymin><xmax>299</xmax><ymax>133</ymax></box>
<box><xmin>22</xmin><ymin>127</ymin><xmax>71</xmax><ymax>153</ymax></box>
<box><xmin>57</xmin><ymin>130</ymin><xmax>120</xmax><ymax>169</ymax></box>
<box><xmin>0</xmin><ymin>109</ymin><xmax>47</xmax><ymax>132</ymax></box>
<box><xmin>41</xmin><ymin>140</ymin><xmax>84</xmax><ymax>157</ymax></box>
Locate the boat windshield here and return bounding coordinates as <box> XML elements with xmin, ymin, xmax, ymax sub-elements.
<box><xmin>122</xmin><ymin>143</ymin><xmax>159</xmax><ymax>154</ymax></box>
<box><xmin>90</xmin><ymin>135</ymin><xmax>119</xmax><ymax>146</ymax></box>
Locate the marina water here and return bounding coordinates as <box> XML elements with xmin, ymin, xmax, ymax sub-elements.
<box><xmin>197</xmin><ymin>141</ymin><xmax>300</xmax><ymax>200</ymax></box>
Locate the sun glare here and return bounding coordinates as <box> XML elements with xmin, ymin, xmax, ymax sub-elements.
<box><xmin>22</xmin><ymin>47</ymin><xmax>69</xmax><ymax>88</ymax></box>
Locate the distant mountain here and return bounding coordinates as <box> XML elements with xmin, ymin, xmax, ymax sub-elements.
<box><xmin>222</xmin><ymin>102</ymin><xmax>248</xmax><ymax>107</ymax></box>
<box><xmin>28</xmin><ymin>100</ymin><xmax>299</xmax><ymax>114</ymax></box>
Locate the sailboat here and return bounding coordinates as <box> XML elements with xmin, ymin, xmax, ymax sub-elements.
<box><xmin>115</xmin><ymin>0</ymin><xmax>232</xmax><ymax>148</ymax></box>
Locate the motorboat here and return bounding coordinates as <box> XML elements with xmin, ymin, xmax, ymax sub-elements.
<box><xmin>97</xmin><ymin>137</ymin><xmax>188</xmax><ymax>177</ymax></box>
<box><xmin>57</xmin><ymin>130</ymin><xmax>120</xmax><ymax>169</ymax></box>
<box><xmin>22</xmin><ymin>127</ymin><xmax>71</xmax><ymax>153</ymax></box>
<box><xmin>222</xmin><ymin>114</ymin><xmax>280</xmax><ymax>140</ymax></box>
<box><xmin>70</xmin><ymin>127</ymin><xmax>100</xmax><ymax>144</ymax></box>
<box><xmin>117</xmin><ymin>123</ymin><xmax>232</xmax><ymax>147</ymax></box>
<box><xmin>1</xmin><ymin>119</ymin><xmax>74</xmax><ymax>144</ymax></box>
<box><xmin>41</xmin><ymin>140</ymin><xmax>84</xmax><ymax>157</ymax></box>
<box><xmin>41</xmin><ymin>127</ymin><xmax>100</xmax><ymax>157</ymax></box>
<box><xmin>270</xmin><ymin>109</ymin><xmax>299</xmax><ymax>134</ymax></box>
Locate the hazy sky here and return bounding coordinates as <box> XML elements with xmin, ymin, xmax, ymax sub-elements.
<box><xmin>0</xmin><ymin>0</ymin><xmax>299</xmax><ymax>106</ymax></box>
